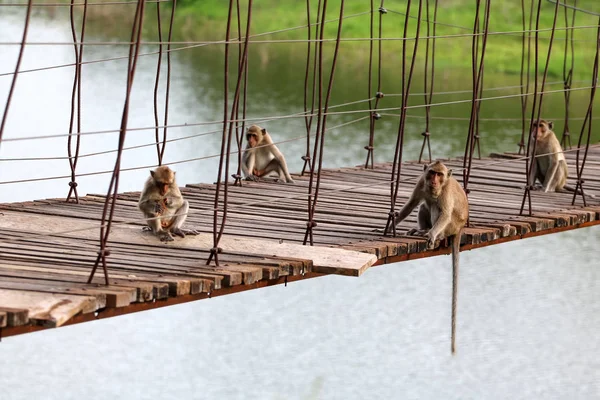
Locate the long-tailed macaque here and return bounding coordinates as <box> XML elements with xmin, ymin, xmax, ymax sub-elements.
<box><xmin>395</xmin><ymin>161</ymin><xmax>469</xmax><ymax>354</ymax></box>
<box><xmin>242</xmin><ymin>125</ymin><xmax>294</xmax><ymax>183</ymax></box>
<box><xmin>529</xmin><ymin>120</ymin><xmax>568</xmax><ymax>192</ymax></box>
<box><xmin>138</xmin><ymin>166</ymin><xmax>197</xmax><ymax>242</ymax></box>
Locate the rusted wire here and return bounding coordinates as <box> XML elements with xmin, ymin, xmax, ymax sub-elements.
<box><xmin>363</xmin><ymin>0</ymin><xmax>385</xmax><ymax>169</ymax></box>
<box><xmin>232</xmin><ymin>0</ymin><xmax>250</xmax><ymax>186</ymax></box>
<box><xmin>151</xmin><ymin>0</ymin><xmax>176</xmax><ymax>165</ymax></box>
<box><xmin>418</xmin><ymin>0</ymin><xmax>437</xmax><ymax>164</ymax></box>
<box><xmin>301</xmin><ymin>0</ymin><xmax>322</xmax><ymax>176</ymax></box>
<box><xmin>303</xmin><ymin>0</ymin><xmax>345</xmax><ymax>246</ymax></box>
<box><xmin>571</xmin><ymin>15</ymin><xmax>599</xmax><ymax>206</ymax></box>
<box><xmin>87</xmin><ymin>0</ymin><xmax>147</xmax><ymax>285</ymax></box>
<box><xmin>206</xmin><ymin>0</ymin><xmax>253</xmax><ymax>265</ymax></box>
<box><xmin>518</xmin><ymin>0</ymin><xmax>535</xmax><ymax>154</ymax></box>
<box><xmin>383</xmin><ymin>0</ymin><xmax>424</xmax><ymax>237</ymax></box>
<box><xmin>65</xmin><ymin>0</ymin><xmax>88</xmax><ymax>204</ymax></box>
<box><xmin>561</xmin><ymin>0</ymin><xmax>576</xmax><ymax>149</ymax></box>
<box><xmin>462</xmin><ymin>0</ymin><xmax>491</xmax><ymax>200</ymax></box>
<box><xmin>0</xmin><ymin>0</ymin><xmax>33</xmax><ymax>148</ymax></box>
<box><xmin>520</xmin><ymin>0</ymin><xmax>561</xmax><ymax>216</ymax></box>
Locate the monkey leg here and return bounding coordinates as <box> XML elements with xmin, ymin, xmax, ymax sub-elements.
<box><xmin>168</xmin><ymin>200</ymin><xmax>190</xmax><ymax>238</ymax></box>
<box><xmin>256</xmin><ymin>159</ymin><xmax>289</xmax><ymax>182</ymax></box>
<box><xmin>417</xmin><ymin>204</ymin><xmax>433</xmax><ymax>230</ymax></box>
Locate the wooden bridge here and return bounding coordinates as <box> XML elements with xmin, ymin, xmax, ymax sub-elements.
<box><xmin>1</xmin><ymin>147</ymin><xmax>600</xmax><ymax>338</ymax></box>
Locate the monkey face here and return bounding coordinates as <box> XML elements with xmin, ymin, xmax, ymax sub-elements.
<box><xmin>246</xmin><ymin>132</ymin><xmax>258</xmax><ymax>148</ymax></box>
<box><xmin>427</xmin><ymin>169</ymin><xmax>445</xmax><ymax>189</ymax></box>
<box><xmin>532</xmin><ymin>120</ymin><xmax>553</xmax><ymax>140</ymax></box>
<box><xmin>150</xmin><ymin>166</ymin><xmax>175</xmax><ymax>195</ymax></box>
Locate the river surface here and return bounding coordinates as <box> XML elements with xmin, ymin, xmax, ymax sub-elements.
<box><xmin>0</xmin><ymin>8</ymin><xmax>599</xmax><ymax>400</ymax></box>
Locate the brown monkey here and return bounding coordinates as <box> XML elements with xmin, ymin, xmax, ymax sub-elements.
<box><xmin>242</xmin><ymin>125</ymin><xmax>294</xmax><ymax>183</ymax></box>
<box><xmin>529</xmin><ymin>120</ymin><xmax>568</xmax><ymax>192</ymax></box>
<box><xmin>138</xmin><ymin>166</ymin><xmax>197</xmax><ymax>242</ymax></box>
<box><xmin>394</xmin><ymin>161</ymin><xmax>469</xmax><ymax>354</ymax></box>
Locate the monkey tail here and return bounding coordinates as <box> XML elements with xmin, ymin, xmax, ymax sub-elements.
<box><xmin>562</xmin><ymin>184</ymin><xmax>596</xmax><ymax>199</ymax></box>
<box><xmin>450</xmin><ymin>232</ymin><xmax>461</xmax><ymax>355</ymax></box>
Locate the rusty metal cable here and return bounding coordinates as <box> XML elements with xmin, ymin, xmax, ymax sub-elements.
<box><xmin>518</xmin><ymin>0</ymin><xmax>535</xmax><ymax>154</ymax></box>
<box><xmin>87</xmin><ymin>0</ymin><xmax>147</xmax><ymax>285</ymax></box>
<box><xmin>418</xmin><ymin>0</ymin><xmax>437</xmax><ymax>164</ymax></box>
<box><xmin>303</xmin><ymin>0</ymin><xmax>345</xmax><ymax>246</ymax></box>
<box><xmin>301</xmin><ymin>0</ymin><xmax>322</xmax><ymax>176</ymax></box>
<box><xmin>363</xmin><ymin>0</ymin><xmax>385</xmax><ymax>169</ymax></box>
<box><xmin>462</xmin><ymin>0</ymin><xmax>491</xmax><ymax>198</ymax></box>
<box><xmin>206</xmin><ymin>0</ymin><xmax>253</xmax><ymax>265</ymax></box>
<box><xmin>383</xmin><ymin>0</ymin><xmax>424</xmax><ymax>237</ymax></box>
<box><xmin>571</xmin><ymin>15</ymin><xmax>599</xmax><ymax>206</ymax></box>
<box><xmin>0</xmin><ymin>0</ymin><xmax>32</xmax><ymax>148</ymax></box>
<box><xmin>561</xmin><ymin>0</ymin><xmax>576</xmax><ymax>149</ymax></box>
<box><xmin>65</xmin><ymin>0</ymin><xmax>88</xmax><ymax>204</ymax></box>
<box><xmin>520</xmin><ymin>0</ymin><xmax>561</xmax><ymax>216</ymax></box>
<box><xmin>232</xmin><ymin>0</ymin><xmax>250</xmax><ymax>186</ymax></box>
<box><xmin>152</xmin><ymin>0</ymin><xmax>164</xmax><ymax>164</ymax></box>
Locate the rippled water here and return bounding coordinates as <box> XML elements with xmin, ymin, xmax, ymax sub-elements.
<box><xmin>1</xmin><ymin>9</ymin><xmax>599</xmax><ymax>400</ymax></box>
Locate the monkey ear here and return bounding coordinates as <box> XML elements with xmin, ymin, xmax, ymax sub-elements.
<box><xmin>548</xmin><ymin>121</ymin><xmax>554</xmax><ymax>130</ymax></box>
<box><xmin>447</xmin><ymin>169</ymin><xmax>453</xmax><ymax>177</ymax></box>
<box><xmin>261</xmin><ymin>128</ymin><xmax>266</xmax><ymax>134</ymax></box>
<box><xmin>423</xmin><ymin>164</ymin><xmax>428</xmax><ymax>171</ymax></box>
<box><xmin>150</xmin><ymin>170</ymin><xmax>155</xmax><ymax>177</ymax></box>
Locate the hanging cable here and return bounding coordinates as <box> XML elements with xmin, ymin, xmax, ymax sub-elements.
<box><xmin>303</xmin><ymin>0</ymin><xmax>345</xmax><ymax>245</ymax></box>
<box><xmin>520</xmin><ymin>0</ymin><xmax>561</xmax><ymax>216</ymax></box>
<box><xmin>206</xmin><ymin>0</ymin><xmax>253</xmax><ymax>265</ymax></box>
<box><xmin>65</xmin><ymin>0</ymin><xmax>88</xmax><ymax>203</ymax></box>
<box><xmin>0</xmin><ymin>0</ymin><xmax>32</xmax><ymax>148</ymax></box>
<box><xmin>518</xmin><ymin>0</ymin><xmax>535</xmax><ymax>154</ymax></box>
<box><xmin>88</xmin><ymin>0</ymin><xmax>147</xmax><ymax>285</ymax></box>
<box><xmin>383</xmin><ymin>0</ymin><xmax>424</xmax><ymax>237</ymax></box>
<box><xmin>363</xmin><ymin>0</ymin><xmax>385</xmax><ymax>169</ymax></box>
<box><xmin>571</xmin><ymin>15</ymin><xmax>599</xmax><ymax>206</ymax></box>
<box><xmin>561</xmin><ymin>0</ymin><xmax>576</xmax><ymax>149</ymax></box>
<box><xmin>418</xmin><ymin>0</ymin><xmax>437</xmax><ymax>163</ymax></box>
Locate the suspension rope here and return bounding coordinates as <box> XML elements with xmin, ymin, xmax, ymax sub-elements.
<box><xmin>462</xmin><ymin>0</ymin><xmax>491</xmax><ymax>199</ymax></box>
<box><xmin>206</xmin><ymin>0</ymin><xmax>253</xmax><ymax>266</ymax></box>
<box><xmin>518</xmin><ymin>0</ymin><xmax>535</xmax><ymax>154</ymax></box>
<box><xmin>300</xmin><ymin>0</ymin><xmax>322</xmax><ymax>176</ymax></box>
<box><xmin>383</xmin><ymin>0</ymin><xmax>424</xmax><ymax>237</ymax></box>
<box><xmin>303</xmin><ymin>0</ymin><xmax>345</xmax><ymax>246</ymax></box>
<box><xmin>571</xmin><ymin>15</ymin><xmax>599</xmax><ymax>206</ymax></box>
<box><xmin>65</xmin><ymin>0</ymin><xmax>88</xmax><ymax>204</ymax></box>
<box><xmin>0</xmin><ymin>0</ymin><xmax>32</xmax><ymax>148</ymax></box>
<box><xmin>520</xmin><ymin>0</ymin><xmax>561</xmax><ymax>216</ymax></box>
<box><xmin>88</xmin><ymin>0</ymin><xmax>147</xmax><ymax>285</ymax></box>
<box><xmin>418</xmin><ymin>0</ymin><xmax>437</xmax><ymax>163</ymax></box>
<box><xmin>561</xmin><ymin>0</ymin><xmax>576</xmax><ymax>149</ymax></box>
<box><xmin>363</xmin><ymin>0</ymin><xmax>385</xmax><ymax>169</ymax></box>
<box><xmin>232</xmin><ymin>0</ymin><xmax>251</xmax><ymax>186</ymax></box>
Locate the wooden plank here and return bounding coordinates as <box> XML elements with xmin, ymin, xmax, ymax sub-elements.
<box><xmin>0</xmin><ymin>311</ymin><xmax>6</xmax><ymax>328</ymax></box>
<box><xmin>0</xmin><ymin>307</ymin><xmax>29</xmax><ymax>326</ymax></box>
<box><xmin>0</xmin><ymin>289</ymin><xmax>96</xmax><ymax>328</ymax></box>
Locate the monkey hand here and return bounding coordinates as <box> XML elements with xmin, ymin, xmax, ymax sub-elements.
<box><xmin>245</xmin><ymin>174</ymin><xmax>260</xmax><ymax>182</ymax></box>
<box><xmin>158</xmin><ymin>231</ymin><xmax>174</xmax><ymax>242</ymax></box>
<box><xmin>424</xmin><ymin>232</ymin><xmax>440</xmax><ymax>250</ymax></box>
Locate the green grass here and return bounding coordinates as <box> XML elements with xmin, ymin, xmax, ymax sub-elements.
<box><xmin>170</xmin><ymin>0</ymin><xmax>600</xmax><ymax>78</ymax></box>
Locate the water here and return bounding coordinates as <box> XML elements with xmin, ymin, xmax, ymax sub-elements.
<box><xmin>0</xmin><ymin>8</ymin><xmax>599</xmax><ymax>400</ymax></box>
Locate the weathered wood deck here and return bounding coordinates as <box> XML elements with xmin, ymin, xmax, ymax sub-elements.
<box><xmin>2</xmin><ymin>148</ymin><xmax>600</xmax><ymax>338</ymax></box>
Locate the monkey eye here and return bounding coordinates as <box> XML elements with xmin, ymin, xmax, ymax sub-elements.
<box><xmin>246</xmin><ymin>133</ymin><xmax>256</xmax><ymax>140</ymax></box>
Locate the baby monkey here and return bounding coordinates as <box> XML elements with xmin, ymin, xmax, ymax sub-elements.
<box><xmin>394</xmin><ymin>160</ymin><xmax>469</xmax><ymax>353</ymax></box>
<box><xmin>138</xmin><ymin>166</ymin><xmax>198</xmax><ymax>242</ymax></box>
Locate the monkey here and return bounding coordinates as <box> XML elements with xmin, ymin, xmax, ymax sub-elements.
<box><xmin>242</xmin><ymin>125</ymin><xmax>294</xmax><ymax>183</ymax></box>
<box><xmin>394</xmin><ymin>160</ymin><xmax>469</xmax><ymax>354</ymax></box>
<box><xmin>528</xmin><ymin>119</ymin><xmax>595</xmax><ymax>198</ymax></box>
<box><xmin>529</xmin><ymin>119</ymin><xmax>568</xmax><ymax>192</ymax></box>
<box><xmin>138</xmin><ymin>166</ymin><xmax>198</xmax><ymax>242</ymax></box>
